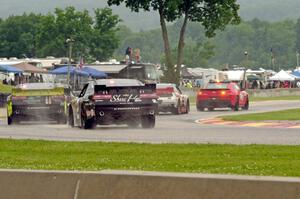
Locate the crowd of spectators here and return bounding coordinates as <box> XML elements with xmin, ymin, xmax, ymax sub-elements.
<box><xmin>1</xmin><ymin>73</ymin><xmax>43</xmax><ymax>86</ymax></box>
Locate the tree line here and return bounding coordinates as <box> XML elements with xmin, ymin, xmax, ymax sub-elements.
<box><xmin>1</xmin><ymin>5</ymin><xmax>300</xmax><ymax>79</ymax></box>
<box><xmin>0</xmin><ymin>7</ymin><xmax>120</xmax><ymax>62</ymax></box>
<box><xmin>115</xmin><ymin>18</ymin><xmax>300</xmax><ymax>71</ymax></box>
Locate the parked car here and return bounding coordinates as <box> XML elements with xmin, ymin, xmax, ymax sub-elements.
<box><xmin>7</xmin><ymin>83</ymin><xmax>68</xmax><ymax>124</ymax></box>
<box><xmin>196</xmin><ymin>81</ymin><xmax>249</xmax><ymax>111</ymax></box>
<box><xmin>68</xmin><ymin>79</ymin><xmax>158</xmax><ymax>129</ymax></box>
<box><xmin>156</xmin><ymin>83</ymin><xmax>190</xmax><ymax>114</ymax></box>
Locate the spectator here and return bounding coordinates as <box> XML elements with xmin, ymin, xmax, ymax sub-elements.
<box><xmin>135</xmin><ymin>48</ymin><xmax>140</xmax><ymax>63</ymax></box>
<box><xmin>39</xmin><ymin>75</ymin><xmax>43</xmax><ymax>83</ymax></box>
<box><xmin>125</xmin><ymin>47</ymin><xmax>132</xmax><ymax>63</ymax></box>
<box><xmin>251</xmin><ymin>80</ymin><xmax>258</xmax><ymax>89</ymax></box>
<box><xmin>2</xmin><ymin>78</ymin><xmax>8</xmax><ymax>85</ymax></box>
<box><xmin>186</xmin><ymin>81</ymin><xmax>193</xmax><ymax>89</ymax></box>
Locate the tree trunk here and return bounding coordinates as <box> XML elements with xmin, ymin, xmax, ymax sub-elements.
<box><xmin>159</xmin><ymin>8</ymin><xmax>176</xmax><ymax>84</ymax></box>
<box><xmin>176</xmin><ymin>14</ymin><xmax>189</xmax><ymax>83</ymax></box>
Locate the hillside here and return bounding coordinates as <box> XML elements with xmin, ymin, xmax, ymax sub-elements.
<box><xmin>1</xmin><ymin>0</ymin><xmax>300</xmax><ymax>31</ymax></box>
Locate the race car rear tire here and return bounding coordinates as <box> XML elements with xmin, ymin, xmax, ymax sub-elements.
<box><xmin>68</xmin><ymin>108</ymin><xmax>74</xmax><ymax>127</ymax></box>
<box><xmin>172</xmin><ymin>100</ymin><xmax>181</xmax><ymax>115</ymax></box>
<box><xmin>242</xmin><ymin>99</ymin><xmax>249</xmax><ymax>110</ymax></box>
<box><xmin>7</xmin><ymin>116</ymin><xmax>12</xmax><ymax>125</ymax></box>
<box><xmin>232</xmin><ymin>97</ymin><xmax>239</xmax><ymax>111</ymax></box>
<box><xmin>7</xmin><ymin>116</ymin><xmax>19</xmax><ymax>125</ymax></box>
<box><xmin>208</xmin><ymin>107</ymin><xmax>214</xmax><ymax>111</ymax></box>
<box><xmin>185</xmin><ymin>100</ymin><xmax>190</xmax><ymax>114</ymax></box>
<box><xmin>141</xmin><ymin>115</ymin><xmax>155</xmax><ymax>129</ymax></box>
<box><xmin>82</xmin><ymin>117</ymin><xmax>96</xmax><ymax>129</ymax></box>
<box><xmin>197</xmin><ymin>106</ymin><xmax>204</xmax><ymax>111</ymax></box>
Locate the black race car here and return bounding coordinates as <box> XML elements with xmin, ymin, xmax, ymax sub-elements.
<box><xmin>68</xmin><ymin>79</ymin><xmax>158</xmax><ymax>129</ymax></box>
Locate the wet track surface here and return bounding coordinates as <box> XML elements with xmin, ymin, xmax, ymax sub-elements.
<box><xmin>0</xmin><ymin>100</ymin><xmax>300</xmax><ymax>145</ymax></box>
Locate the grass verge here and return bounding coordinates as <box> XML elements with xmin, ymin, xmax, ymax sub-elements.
<box><xmin>0</xmin><ymin>83</ymin><xmax>13</xmax><ymax>93</ymax></box>
<box><xmin>221</xmin><ymin>109</ymin><xmax>300</xmax><ymax>121</ymax></box>
<box><xmin>1</xmin><ymin>139</ymin><xmax>300</xmax><ymax>177</ymax></box>
<box><xmin>251</xmin><ymin>95</ymin><xmax>300</xmax><ymax>101</ymax></box>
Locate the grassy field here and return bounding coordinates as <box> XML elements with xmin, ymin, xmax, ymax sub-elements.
<box><xmin>1</xmin><ymin>139</ymin><xmax>300</xmax><ymax>177</ymax></box>
<box><xmin>251</xmin><ymin>95</ymin><xmax>300</xmax><ymax>101</ymax></box>
<box><xmin>221</xmin><ymin>109</ymin><xmax>300</xmax><ymax>121</ymax></box>
<box><xmin>0</xmin><ymin>83</ymin><xmax>13</xmax><ymax>93</ymax></box>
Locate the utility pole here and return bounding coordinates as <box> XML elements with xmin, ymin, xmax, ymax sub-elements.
<box><xmin>242</xmin><ymin>51</ymin><xmax>248</xmax><ymax>89</ymax></box>
<box><xmin>244</xmin><ymin>51</ymin><xmax>248</xmax><ymax>62</ymax></box>
<box><xmin>66</xmin><ymin>38</ymin><xmax>74</xmax><ymax>87</ymax></box>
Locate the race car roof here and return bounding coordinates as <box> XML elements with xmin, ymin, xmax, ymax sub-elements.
<box><xmin>95</xmin><ymin>79</ymin><xmax>144</xmax><ymax>87</ymax></box>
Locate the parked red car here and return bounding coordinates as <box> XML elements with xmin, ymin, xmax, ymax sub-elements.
<box><xmin>196</xmin><ymin>81</ymin><xmax>249</xmax><ymax>111</ymax></box>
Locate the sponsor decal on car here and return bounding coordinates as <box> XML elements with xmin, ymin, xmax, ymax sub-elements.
<box><xmin>110</xmin><ymin>94</ymin><xmax>139</xmax><ymax>103</ymax></box>
<box><xmin>113</xmin><ymin>107</ymin><xmax>140</xmax><ymax>110</ymax></box>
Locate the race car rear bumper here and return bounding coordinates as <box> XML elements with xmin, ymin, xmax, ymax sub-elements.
<box><xmin>11</xmin><ymin>104</ymin><xmax>66</xmax><ymax>120</ymax></box>
<box><xmin>93</xmin><ymin>104</ymin><xmax>157</xmax><ymax>124</ymax></box>
<box><xmin>197</xmin><ymin>99</ymin><xmax>232</xmax><ymax>108</ymax></box>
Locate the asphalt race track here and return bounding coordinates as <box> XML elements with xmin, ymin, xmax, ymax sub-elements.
<box><xmin>0</xmin><ymin>100</ymin><xmax>300</xmax><ymax>145</ymax></box>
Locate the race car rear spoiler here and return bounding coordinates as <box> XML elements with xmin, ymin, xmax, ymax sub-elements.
<box><xmin>95</xmin><ymin>83</ymin><xmax>156</xmax><ymax>92</ymax></box>
<box><xmin>12</xmin><ymin>87</ymin><xmax>65</xmax><ymax>97</ymax></box>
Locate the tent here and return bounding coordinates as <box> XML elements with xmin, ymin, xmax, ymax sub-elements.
<box><xmin>82</xmin><ymin>67</ymin><xmax>107</xmax><ymax>78</ymax></box>
<box><xmin>0</xmin><ymin>65</ymin><xmax>23</xmax><ymax>73</ymax></box>
<box><xmin>13</xmin><ymin>62</ymin><xmax>47</xmax><ymax>73</ymax></box>
<box><xmin>225</xmin><ymin>70</ymin><xmax>245</xmax><ymax>81</ymax></box>
<box><xmin>246</xmin><ymin>74</ymin><xmax>262</xmax><ymax>81</ymax></box>
<box><xmin>269</xmin><ymin>70</ymin><xmax>297</xmax><ymax>81</ymax></box>
<box><xmin>50</xmin><ymin>66</ymin><xmax>89</xmax><ymax>76</ymax></box>
<box><xmin>292</xmin><ymin>71</ymin><xmax>300</xmax><ymax>78</ymax></box>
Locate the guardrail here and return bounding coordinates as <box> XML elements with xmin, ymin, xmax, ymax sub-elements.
<box><xmin>1</xmin><ymin>169</ymin><xmax>300</xmax><ymax>199</ymax></box>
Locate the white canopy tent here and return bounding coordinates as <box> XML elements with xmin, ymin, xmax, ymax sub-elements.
<box><xmin>269</xmin><ymin>70</ymin><xmax>297</xmax><ymax>81</ymax></box>
<box><xmin>225</xmin><ymin>70</ymin><xmax>245</xmax><ymax>81</ymax></box>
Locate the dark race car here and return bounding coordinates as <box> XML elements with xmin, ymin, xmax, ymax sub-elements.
<box><xmin>196</xmin><ymin>81</ymin><xmax>249</xmax><ymax>111</ymax></box>
<box><xmin>68</xmin><ymin>79</ymin><xmax>158</xmax><ymax>129</ymax></box>
<box><xmin>7</xmin><ymin>83</ymin><xmax>68</xmax><ymax>124</ymax></box>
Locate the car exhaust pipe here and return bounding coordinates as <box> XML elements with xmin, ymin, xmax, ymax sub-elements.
<box><xmin>149</xmin><ymin>110</ymin><xmax>155</xmax><ymax>115</ymax></box>
<box><xmin>99</xmin><ymin>111</ymin><xmax>105</xmax><ymax>117</ymax></box>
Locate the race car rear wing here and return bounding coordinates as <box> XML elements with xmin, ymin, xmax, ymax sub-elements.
<box><xmin>12</xmin><ymin>87</ymin><xmax>65</xmax><ymax>97</ymax></box>
<box><xmin>93</xmin><ymin>83</ymin><xmax>157</xmax><ymax>100</ymax></box>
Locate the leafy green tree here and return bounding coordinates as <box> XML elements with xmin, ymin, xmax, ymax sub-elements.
<box><xmin>183</xmin><ymin>41</ymin><xmax>215</xmax><ymax>68</ymax></box>
<box><xmin>108</xmin><ymin>0</ymin><xmax>240</xmax><ymax>84</ymax></box>
<box><xmin>0</xmin><ymin>13</ymin><xmax>43</xmax><ymax>58</ymax></box>
<box><xmin>295</xmin><ymin>18</ymin><xmax>300</xmax><ymax>56</ymax></box>
<box><xmin>90</xmin><ymin>8</ymin><xmax>121</xmax><ymax>61</ymax></box>
<box><xmin>36</xmin><ymin>7</ymin><xmax>94</xmax><ymax>59</ymax></box>
<box><xmin>35</xmin><ymin>7</ymin><xmax>120</xmax><ymax>62</ymax></box>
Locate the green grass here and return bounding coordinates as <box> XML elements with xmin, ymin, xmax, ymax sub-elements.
<box><xmin>251</xmin><ymin>95</ymin><xmax>300</xmax><ymax>101</ymax></box>
<box><xmin>221</xmin><ymin>109</ymin><xmax>300</xmax><ymax>121</ymax></box>
<box><xmin>1</xmin><ymin>139</ymin><xmax>300</xmax><ymax>177</ymax></box>
<box><xmin>0</xmin><ymin>83</ymin><xmax>13</xmax><ymax>93</ymax></box>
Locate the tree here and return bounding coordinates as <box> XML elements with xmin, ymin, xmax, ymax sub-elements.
<box><xmin>35</xmin><ymin>7</ymin><xmax>120</xmax><ymax>61</ymax></box>
<box><xmin>296</xmin><ymin>18</ymin><xmax>300</xmax><ymax>55</ymax></box>
<box><xmin>0</xmin><ymin>13</ymin><xmax>43</xmax><ymax>58</ymax></box>
<box><xmin>107</xmin><ymin>0</ymin><xmax>240</xmax><ymax>84</ymax></box>
<box><xmin>36</xmin><ymin>7</ymin><xmax>94</xmax><ymax>58</ymax></box>
<box><xmin>90</xmin><ymin>8</ymin><xmax>121</xmax><ymax>61</ymax></box>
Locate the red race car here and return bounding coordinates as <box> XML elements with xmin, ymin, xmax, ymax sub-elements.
<box><xmin>196</xmin><ymin>81</ymin><xmax>249</xmax><ymax>111</ymax></box>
